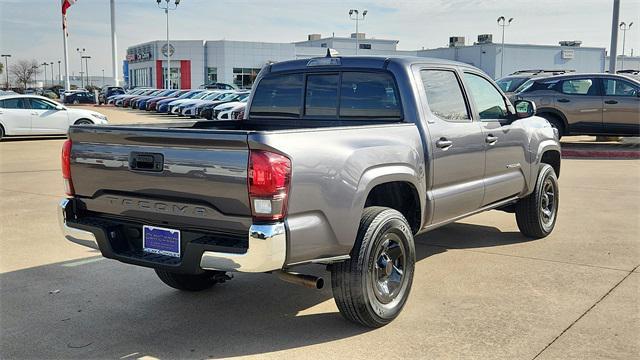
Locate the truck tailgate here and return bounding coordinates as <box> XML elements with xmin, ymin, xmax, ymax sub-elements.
<box><xmin>68</xmin><ymin>125</ymin><xmax>252</xmax><ymax>234</ymax></box>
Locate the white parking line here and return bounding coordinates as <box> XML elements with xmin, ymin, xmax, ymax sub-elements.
<box><xmin>61</xmin><ymin>256</ymin><xmax>105</xmax><ymax>267</ymax></box>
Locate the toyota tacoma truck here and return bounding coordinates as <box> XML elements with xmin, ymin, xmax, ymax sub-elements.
<box><xmin>58</xmin><ymin>54</ymin><xmax>561</xmax><ymax>328</ymax></box>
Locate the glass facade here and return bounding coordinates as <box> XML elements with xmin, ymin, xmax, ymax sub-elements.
<box><xmin>207</xmin><ymin>67</ymin><xmax>217</xmax><ymax>83</ymax></box>
<box><xmin>131</xmin><ymin>67</ymin><xmax>152</xmax><ymax>88</ymax></box>
<box><xmin>161</xmin><ymin>67</ymin><xmax>181</xmax><ymax>89</ymax></box>
<box><xmin>233</xmin><ymin>67</ymin><xmax>261</xmax><ymax>89</ymax></box>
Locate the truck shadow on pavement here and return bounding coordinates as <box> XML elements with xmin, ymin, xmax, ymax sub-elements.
<box><xmin>0</xmin><ymin>222</ymin><xmax>531</xmax><ymax>359</ymax></box>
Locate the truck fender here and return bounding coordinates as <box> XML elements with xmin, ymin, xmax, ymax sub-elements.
<box><xmin>351</xmin><ymin>164</ymin><xmax>426</xmax><ymax>231</ymax></box>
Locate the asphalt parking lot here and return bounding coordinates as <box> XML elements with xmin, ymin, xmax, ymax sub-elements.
<box><xmin>0</xmin><ymin>107</ymin><xmax>638</xmax><ymax>359</ymax></box>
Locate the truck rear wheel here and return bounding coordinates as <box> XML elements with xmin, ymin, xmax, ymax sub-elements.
<box><xmin>154</xmin><ymin>269</ymin><xmax>226</xmax><ymax>291</ymax></box>
<box><xmin>331</xmin><ymin>207</ymin><xmax>415</xmax><ymax>328</ymax></box>
<box><xmin>515</xmin><ymin>164</ymin><xmax>559</xmax><ymax>238</ymax></box>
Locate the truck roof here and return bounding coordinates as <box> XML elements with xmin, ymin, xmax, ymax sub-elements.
<box><xmin>269</xmin><ymin>55</ymin><xmax>476</xmax><ymax>73</ymax></box>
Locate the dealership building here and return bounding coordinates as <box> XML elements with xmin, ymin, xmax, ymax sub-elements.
<box><xmin>125</xmin><ymin>33</ymin><xmax>607</xmax><ymax>89</ymax></box>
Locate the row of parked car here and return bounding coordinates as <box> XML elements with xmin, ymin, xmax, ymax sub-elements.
<box><xmin>106</xmin><ymin>86</ymin><xmax>248</xmax><ymax>121</ymax></box>
<box><xmin>496</xmin><ymin>70</ymin><xmax>639</xmax><ymax>137</ymax></box>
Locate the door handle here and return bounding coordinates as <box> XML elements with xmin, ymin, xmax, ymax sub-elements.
<box><xmin>604</xmin><ymin>100</ymin><xmax>618</xmax><ymax>104</ymax></box>
<box><xmin>486</xmin><ymin>135</ymin><xmax>498</xmax><ymax>144</ymax></box>
<box><xmin>557</xmin><ymin>99</ymin><xmax>570</xmax><ymax>103</ymax></box>
<box><xmin>31</xmin><ymin>112</ymin><xmax>39</xmax><ymax>115</ymax></box>
<box><xmin>436</xmin><ymin>138</ymin><xmax>453</xmax><ymax>149</ymax></box>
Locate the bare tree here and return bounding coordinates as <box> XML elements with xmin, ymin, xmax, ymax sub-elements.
<box><xmin>10</xmin><ymin>59</ymin><xmax>39</xmax><ymax>89</ymax></box>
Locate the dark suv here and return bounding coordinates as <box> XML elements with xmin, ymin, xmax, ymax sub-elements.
<box><xmin>99</xmin><ymin>86</ymin><xmax>125</xmax><ymax>104</ymax></box>
<box><xmin>514</xmin><ymin>73</ymin><xmax>640</xmax><ymax>137</ymax></box>
<box><xmin>497</xmin><ymin>70</ymin><xmax>574</xmax><ymax>96</ymax></box>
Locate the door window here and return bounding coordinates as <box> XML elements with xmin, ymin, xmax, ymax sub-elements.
<box><xmin>2</xmin><ymin>98</ymin><xmax>28</xmax><ymax>109</ymax></box>
<box><xmin>29</xmin><ymin>98</ymin><xmax>56</xmax><ymax>110</ymax></box>
<box><xmin>339</xmin><ymin>72</ymin><xmax>401</xmax><ymax>119</ymax></box>
<box><xmin>561</xmin><ymin>78</ymin><xmax>596</xmax><ymax>95</ymax></box>
<box><xmin>603</xmin><ymin>78</ymin><xmax>638</xmax><ymax>97</ymax></box>
<box><xmin>421</xmin><ymin>69</ymin><xmax>470</xmax><ymax>121</ymax></box>
<box><xmin>463</xmin><ymin>73</ymin><xmax>508</xmax><ymax>120</ymax></box>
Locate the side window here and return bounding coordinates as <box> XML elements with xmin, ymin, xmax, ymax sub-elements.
<box><xmin>305</xmin><ymin>74</ymin><xmax>338</xmax><ymax>116</ymax></box>
<box><xmin>561</xmin><ymin>78</ymin><xmax>596</xmax><ymax>95</ymax></box>
<box><xmin>604</xmin><ymin>78</ymin><xmax>638</xmax><ymax>97</ymax></box>
<box><xmin>463</xmin><ymin>73</ymin><xmax>508</xmax><ymax>120</ymax></box>
<box><xmin>2</xmin><ymin>98</ymin><xmax>27</xmax><ymax>109</ymax></box>
<box><xmin>30</xmin><ymin>99</ymin><xmax>56</xmax><ymax>110</ymax></box>
<box><xmin>339</xmin><ymin>72</ymin><xmax>401</xmax><ymax>119</ymax></box>
<box><xmin>250</xmin><ymin>73</ymin><xmax>303</xmax><ymax>118</ymax></box>
<box><xmin>420</xmin><ymin>69</ymin><xmax>470</xmax><ymax>121</ymax></box>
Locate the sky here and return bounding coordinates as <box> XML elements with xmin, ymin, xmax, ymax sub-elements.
<box><xmin>1</xmin><ymin>0</ymin><xmax>639</xmax><ymax>78</ymax></box>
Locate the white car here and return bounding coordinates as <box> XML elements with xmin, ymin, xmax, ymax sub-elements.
<box><xmin>0</xmin><ymin>94</ymin><xmax>108</xmax><ymax>139</ymax></box>
<box><xmin>215</xmin><ymin>99</ymin><xmax>247</xmax><ymax>120</ymax></box>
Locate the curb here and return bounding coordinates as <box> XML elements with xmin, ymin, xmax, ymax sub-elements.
<box><xmin>561</xmin><ymin>149</ymin><xmax>640</xmax><ymax>159</ymax></box>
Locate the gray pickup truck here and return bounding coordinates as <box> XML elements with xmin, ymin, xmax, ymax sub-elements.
<box><xmin>59</xmin><ymin>54</ymin><xmax>561</xmax><ymax>327</ymax></box>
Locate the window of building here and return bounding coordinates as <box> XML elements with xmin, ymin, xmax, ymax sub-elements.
<box><xmin>320</xmin><ymin>43</ymin><xmax>327</xmax><ymax>48</ymax></box>
<box><xmin>131</xmin><ymin>67</ymin><xmax>152</xmax><ymax>88</ymax></box>
<box><xmin>233</xmin><ymin>68</ymin><xmax>261</xmax><ymax>89</ymax></box>
<box><xmin>207</xmin><ymin>67</ymin><xmax>218</xmax><ymax>83</ymax></box>
<box><xmin>561</xmin><ymin>78</ymin><xmax>596</xmax><ymax>95</ymax></box>
<box><xmin>305</xmin><ymin>74</ymin><xmax>339</xmax><ymax>116</ymax></box>
<box><xmin>463</xmin><ymin>73</ymin><xmax>508</xmax><ymax>120</ymax></box>
<box><xmin>421</xmin><ymin>70</ymin><xmax>469</xmax><ymax>121</ymax></box>
<box><xmin>161</xmin><ymin>67</ymin><xmax>181</xmax><ymax>89</ymax></box>
<box><xmin>359</xmin><ymin>43</ymin><xmax>372</xmax><ymax>50</ymax></box>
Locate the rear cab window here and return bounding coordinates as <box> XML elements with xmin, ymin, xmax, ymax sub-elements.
<box><xmin>249</xmin><ymin>71</ymin><xmax>402</xmax><ymax>121</ymax></box>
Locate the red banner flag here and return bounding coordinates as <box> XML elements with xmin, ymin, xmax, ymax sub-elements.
<box><xmin>62</xmin><ymin>0</ymin><xmax>77</xmax><ymax>36</ymax></box>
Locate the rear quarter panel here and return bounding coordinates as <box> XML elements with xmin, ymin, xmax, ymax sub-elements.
<box><xmin>249</xmin><ymin>124</ymin><xmax>426</xmax><ymax>264</ymax></box>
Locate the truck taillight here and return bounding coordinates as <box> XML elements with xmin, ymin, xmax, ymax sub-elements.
<box><xmin>248</xmin><ymin>150</ymin><xmax>291</xmax><ymax>221</ymax></box>
<box><xmin>61</xmin><ymin>139</ymin><xmax>75</xmax><ymax>196</ymax></box>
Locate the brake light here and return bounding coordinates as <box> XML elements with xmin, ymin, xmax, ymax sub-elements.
<box><xmin>61</xmin><ymin>139</ymin><xmax>74</xmax><ymax>196</ymax></box>
<box><xmin>248</xmin><ymin>150</ymin><xmax>291</xmax><ymax>221</ymax></box>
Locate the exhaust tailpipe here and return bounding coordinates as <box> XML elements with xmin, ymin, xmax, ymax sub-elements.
<box><xmin>277</xmin><ymin>271</ymin><xmax>324</xmax><ymax>289</ymax></box>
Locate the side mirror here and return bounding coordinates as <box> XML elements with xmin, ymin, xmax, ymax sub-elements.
<box><xmin>514</xmin><ymin>100</ymin><xmax>536</xmax><ymax>118</ymax></box>
<box><xmin>55</xmin><ymin>104</ymin><xmax>66</xmax><ymax>111</ymax></box>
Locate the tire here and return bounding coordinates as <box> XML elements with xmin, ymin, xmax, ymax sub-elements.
<box><xmin>155</xmin><ymin>269</ymin><xmax>226</xmax><ymax>291</ymax></box>
<box><xmin>74</xmin><ymin>119</ymin><xmax>93</xmax><ymax>125</ymax></box>
<box><xmin>72</xmin><ymin>100</ymin><xmax>79</xmax><ymax>105</ymax></box>
<box><xmin>0</xmin><ymin>125</ymin><xmax>4</xmax><ymax>141</ymax></box>
<box><xmin>515</xmin><ymin>164</ymin><xmax>559</xmax><ymax>238</ymax></box>
<box><xmin>540</xmin><ymin>113</ymin><xmax>564</xmax><ymax>139</ymax></box>
<box><xmin>331</xmin><ymin>207</ymin><xmax>415</xmax><ymax>328</ymax></box>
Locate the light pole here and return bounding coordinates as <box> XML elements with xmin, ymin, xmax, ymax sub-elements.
<box><xmin>41</xmin><ymin>62</ymin><xmax>49</xmax><ymax>88</ymax></box>
<box><xmin>102</xmin><ymin>69</ymin><xmax>105</xmax><ymax>87</ymax></box>
<box><xmin>348</xmin><ymin>9</ymin><xmax>367</xmax><ymax>55</ymax></box>
<box><xmin>497</xmin><ymin>16</ymin><xmax>514</xmax><ymax>77</ymax></box>
<box><xmin>157</xmin><ymin>0</ymin><xmax>181</xmax><ymax>89</ymax></box>
<box><xmin>32</xmin><ymin>65</ymin><xmax>38</xmax><ymax>89</ymax></box>
<box><xmin>76</xmin><ymin>48</ymin><xmax>86</xmax><ymax>88</ymax></box>
<box><xmin>1</xmin><ymin>54</ymin><xmax>10</xmax><ymax>89</ymax></box>
<box><xmin>82</xmin><ymin>55</ymin><xmax>91</xmax><ymax>87</ymax></box>
<box><xmin>58</xmin><ymin>60</ymin><xmax>62</xmax><ymax>85</ymax></box>
<box><xmin>619</xmin><ymin>21</ymin><xmax>634</xmax><ymax>69</ymax></box>
<box><xmin>50</xmin><ymin>62</ymin><xmax>54</xmax><ymax>87</ymax></box>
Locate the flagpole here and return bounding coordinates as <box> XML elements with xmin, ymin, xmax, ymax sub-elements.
<box><xmin>62</xmin><ymin>0</ymin><xmax>70</xmax><ymax>91</ymax></box>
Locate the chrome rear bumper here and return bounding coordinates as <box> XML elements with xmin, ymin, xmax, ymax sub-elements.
<box><xmin>58</xmin><ymin>199</ymin><xmax>100</xmax><ymax>250</ymax></box>
<box><xmin>58</xmin><ymin>198</ymin><xmax>286</xmax><ymax>273</ymax></box>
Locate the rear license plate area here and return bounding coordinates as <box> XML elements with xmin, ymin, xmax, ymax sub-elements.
<box><xmin>143</xmin><ymin>225</ymin><xmax>181</xmax><ymax>258</ymax></box>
